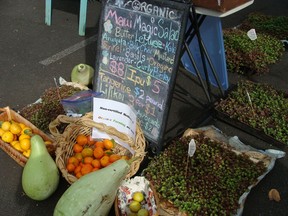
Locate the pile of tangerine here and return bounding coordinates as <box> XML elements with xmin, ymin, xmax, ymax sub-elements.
<box><xmin>66</xmin><ymin>134</ymin><xmax>130</xmax><ymax>179</ymax></box>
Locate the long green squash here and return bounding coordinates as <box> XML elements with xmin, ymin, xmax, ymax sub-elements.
<box><xmin>22</xmin><ymin>134</ymin><xmax>59</xmax><ymax>201</ymax></box>
<box><xmin>54</xmin><ymin>159</ymin><xmax>131</xmax><ymax>216</ymax></box>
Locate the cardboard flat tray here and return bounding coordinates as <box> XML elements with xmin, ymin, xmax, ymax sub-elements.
<box><xmin>213</xmin><ymin>109</ymin><xmax>288</xmax><ymax>151</ymax></box>
<box><xmin>193</xmin><ymin>0</ymin><xmax>252</xmax><ymax>12</ymax></box>
<box><xmin>146</xmin><ymin>126</ymin><xmax>279</xmax><ymax>216</ymax></box>
<box><xmin>0</xmin><ymin>107</ymin><xmax>55</xmax><ymax>167</ymax></box>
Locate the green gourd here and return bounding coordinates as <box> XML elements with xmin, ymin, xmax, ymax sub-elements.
<box><xmin>22</xmin><ymin>134</ymin><xmax>59</xmax><ymax>201</ymax></box>
<box><xmin>54</xmin><ymin>159</ymin><xmax>131</xmax><ymax>216</ymax></box>
<box><xmin>71</xmin><ymin>63</ymin><xmax>94</xmax><ymax>87</ymax></box>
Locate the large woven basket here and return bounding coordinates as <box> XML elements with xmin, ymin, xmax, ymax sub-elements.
<box><xmin>49</xmin><ymin>112</ymin><xmax>146</xmax><ymax>184</ymax></box>
<box><xmin>0</xmin><ymin>106</ymin><xmax>55</xmax><ymax>167</ymax></box>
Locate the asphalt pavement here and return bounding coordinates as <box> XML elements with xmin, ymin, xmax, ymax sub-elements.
<box><xmin>0</xmin><ymin>0</ymin><xmax>287</xmax><ymax>215</ymax></box>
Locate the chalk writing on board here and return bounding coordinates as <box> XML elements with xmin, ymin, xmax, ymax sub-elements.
<box><xmin>94</xmin><ymin>0</ymin><xmax>188</xmax><ymax>144</ymax></box>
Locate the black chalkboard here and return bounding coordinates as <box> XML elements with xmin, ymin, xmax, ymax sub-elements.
<box><xmin>93</xmin><ymin>0</ymin><xmax>189</xmax><ymax>150</ymax></box>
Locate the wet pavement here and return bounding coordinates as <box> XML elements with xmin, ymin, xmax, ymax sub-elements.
<box><xmin>0</xmin><ymin>0</ymin><xmax>287</xmax><ymax>215</ymax></box>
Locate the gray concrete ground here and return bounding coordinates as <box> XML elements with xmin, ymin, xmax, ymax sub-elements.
<box><xmin>0</xmin><ymin>0</ymin><xmax>287</xmax><ymax>215</ymax></box>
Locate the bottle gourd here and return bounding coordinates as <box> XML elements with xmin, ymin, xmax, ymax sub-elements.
<box><xmin>22</xmin><ymin>134</ymin><xmax>59</xmax><ymax>201</ymax></box>
<box><xmin>54</xmin><ymin>159</ymin><xmax>131</xmax><ymax>216</ymax></box>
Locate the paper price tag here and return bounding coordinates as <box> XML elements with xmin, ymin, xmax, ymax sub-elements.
<box><xmin>188</xmin><ymin>139</ymin><xmax>196</xmax><ymax>157</ymax></box>
<box><xmin>247</xmin><ymin>29</ymin><xmax>257</xmax><ymax>41</ymax></box>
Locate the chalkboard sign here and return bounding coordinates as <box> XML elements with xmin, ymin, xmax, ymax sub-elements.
<box><xmin>93</xmin><ymin>0</ymin><xmax>189</xmax><ymax>150</ymax></box>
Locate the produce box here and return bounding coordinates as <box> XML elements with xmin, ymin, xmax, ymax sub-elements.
<box><xmin>0</xmin><ymin>107</ymin><xmax>55</xmax><ymax>167</ymax></box>
<box><xmin>49</xmin><ymin>112</ymin><xmax>146</xmax><ymax>184</ymax></box>
<box><xmin>214</xmin><ymin>80</ymin><xmax>288</xmax><ymax>151</ymax></box>
<box><xmin>193</xmin><ymin>0</ymin><xmax>252</xmax><ymax>12</ymax></box>
<box><xmin>143</xmin><ymin>126</ymin><xmax>281</xmax><ymax>215</ymax></box>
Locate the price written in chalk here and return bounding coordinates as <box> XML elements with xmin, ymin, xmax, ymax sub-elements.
<box><xmin>94</xmin><ymin>0</ymin><xmax>189</xmax><ymax>146</ymax></box>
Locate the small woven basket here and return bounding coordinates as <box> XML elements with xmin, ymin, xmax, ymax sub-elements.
<box><xmin>0</xmin><ymin>106</ymin><xmax>55</xmax><ymax>167</ymax></box>
<box><xmin>49</xmin><ymin>112</ymin><xmax>146</xmax><ymax>184</ymax></box>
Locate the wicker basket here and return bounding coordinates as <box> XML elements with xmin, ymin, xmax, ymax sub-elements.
<box><xmin>0</xmin><ymin>106</ymin><xmax>56</xmax><ymax>167</ymax></box>
<box><xmin>49</xmin><ymin>112</ymin><xmax>146</xmax><ymax>184</ymax></box>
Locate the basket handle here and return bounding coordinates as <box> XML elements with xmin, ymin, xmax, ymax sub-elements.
<box><xmin>0</xmin><ymin>106</ymin><xmax>12</xmax><ymax>121</ymax></box>
<box><xmin>49</xmin><ymin>113</ymin><xmax>135</xmax><ymax>147</ymax></box>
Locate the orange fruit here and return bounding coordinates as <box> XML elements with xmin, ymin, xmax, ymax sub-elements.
<box><xmin>100</xmin><ymin>155</ymin><xmax>110</xmax><ymax>167</ymax></box>
<box><xmin>68</xmin><ymin>156</ymin><xmax>79</xmax><ymax>166</ymax></box>
<box><xmin>66</xmin><ymin>163</ymin><xmax>76</xmax><ymax>173</ymax></box>
<box><xmin>75</xmin><ymin>172</ymin><xmax>82</xmax><ymax>179</ymax></box>
<box><xmin>20</xmin><ymin>138</ymin><xmax>31</xmax><ymax>151</ymax></box>
<box><xmin>81</xmin><ymin>164</ymin><xmax>93</xmax><ymax>175</ymax></box>
<box><xmin>74</xmin><ymin>165</ymin><xmax>82</xmax><ymax>175</ymax></box>
<box><xmin>74</xmin><ymin>152</ymin><xmax>83</xmax><ymax>162</ymax></box>
<box><xmin>10</xmin><ymin>123</ymin><xmax>22</xmax><ymax>135</ymax></box>
<box><xmin>87</xmin><ymin>135</ymin><xmax>95</xmax><ymax>145</ymax></box>
<box><xmin>1</xmin><ymin>131</ymin><xmax>14</xmax><ymax>143</ymax></box>
<box><xmin>76</xmin><ymin>134</ymin><xmax>88</xmax><ymax>146</ymax></box>
<box><xmin>91</xmin><ymin>159</ymin><xmax>101</xmax><ymax>168</ymax></box>
<box><xmin>95</xmin><ymin>141</ymin><xmax>104</xmax><ymax>149</ymax></box>
<box><xmin>92</xmin><ymin>167</ymin><xmax>100</xmax><ymax>172</ymax></box>
<box><xmin>104</xmin><ymin>149</ymin><xmax>113</xmax><ymax>156</ymax></box>
<box><xmin>81</xmin><ymin>147</ymin><xmax>93</xmax><ymax>158</ymax></box>
<box><xmin>109</xmin><ymin>154</ymin><xmax>121</xmax><ymax>163</ymax></box>
<box><xmin>103</xmin><ymin>139</ymin><xmax>114</xmax><ymax>150</ymax></box>
<box><xmin>93</xmin><ymin>147</ymin><xmax>104</xmax><ymax>159</ymax></box>
<box><xmin>73</xmin><ymin>143</ymin><xmax>83</xmax><ymax>153</ymax></box>
<box><xmin>83</xmin><ymin>156</ymin><xmax>94</xmax><ymax>164</ymax></box>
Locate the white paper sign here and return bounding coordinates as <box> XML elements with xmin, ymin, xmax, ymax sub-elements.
<box><xmin>188</xmin><ymin>139</ymin><xmax>196</xmax><ymax>157</ymax></box>
<box><xmin>247</xmin><ymin>29</ymin><xmax>257</xmax><ymax>40</ymax></box>
<box><xmin>92</xmin><ymin>98</ymin><xmax>137</xmax><ymax>154</ymax></box>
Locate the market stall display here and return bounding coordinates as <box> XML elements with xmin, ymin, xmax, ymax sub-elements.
<box><xmin>143</xmin><ymin>126</ymin><xmax>278</xmax><ymax>215</ymax></box>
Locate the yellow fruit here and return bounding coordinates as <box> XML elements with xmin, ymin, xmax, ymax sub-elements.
<box><xmin>10</xmin><ymin>123</ymin><xmax>22</xmax><ymax>135</ymax></box>
<box><xmin>1</xmin><ymin>131</ymin><xmax>14</xmax><ymax>143</ymax></box>
<box><xmin>132</xmin><ymin>191</ymin><xmax>144</xmax><ymax>202</ymax></box>
<box><xmin>1</xmin><ymin>121</ymin><xmax>11</xmax><ymax>131</ymax></box>
<box><xmin>11</xmin><ymin>140</ymin><xmax>20</xmax><ymax>147</ymax></box>
<box><xmin>23</xmin><ymin>149</ymin><xmax>31</xmax><ymax>158</ymax></box>
<box><xmin>0</xmin><ymin>128</ymin><xmax>5</xmax><ymax>137</ymax></box>
<box><xmin>19</xmin><ymin>134</ymin><xmax>31</xmax><ymax>141</ymax></box>
<box><xmin>20</xmin><ymin>138</ymin><xmax>31</xmax><ymax>151</ymax></box>
<box><xmin>129</xmin><ymin>201</ymin><xmax>141</xmax><ymax>213</ymax></box>
<box><xmin>18</xmin><ymin>123</ymin><xmax>26</xmax><ymax>129</ymax></box>
<box><xmin>44</xmin><ymin>140</ymin><xmax>52</xmax><ymax>145</ymax></box>
<box><xmin>21</xmin><ymin>127</ymin><xmax>32</xmax><ymax>135</ymax></box>
<box><xmin>137</xmin><ymin>209</ymin><xmax>149</xmax><ymax>216</ymax></box>
<box><xmin>13</xmin><ymin>142</ymin><xmax>24</xmax><ymax>152</ymax></box>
